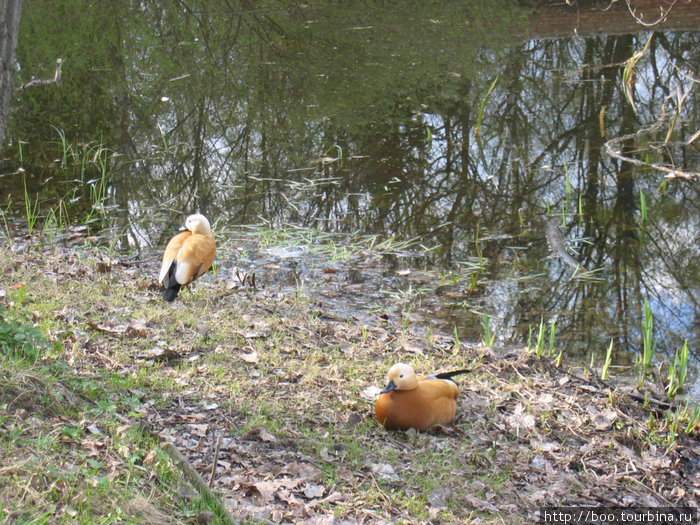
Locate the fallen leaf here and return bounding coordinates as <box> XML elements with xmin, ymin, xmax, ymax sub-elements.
<box><xmin>246</xmin><ymin>480</ymin><xmax>277</xmax><ymax>504</ymax></box>
<box><xmin>360</xmin><ymin>385</ymin><xmax>381</xmax><ymax>400</ymax></box>
<box><xmin>530</xmin><ymin>438</ymin><xmax>561</xmax><ymax>453</ymax></box>
<box><xmin>285</xmin><ymin>462</ymin><xmax>321</xmax><ymax>480</ymax></box>
<box><xmin>239</xmin><ymin>351</ymin><xmax>259</xmax><ymax>363</ymax></box>
<box><xmin>401</xmin><ymin>340</ymin><xmax>427</xmax><ymax>355</ymax></box>
<box><xmin>186</xmin><ymin>424</ymin><xmax>209</xmax><ymax>438</ymax></box>
<box><xmin>143</xmin><ymin>450</ymin><xmax>157</xmax><ymax>465</ymax></box>
<box><xmin>195</xmin><ymin>510</ymin><xmax>215</xmax><ymax>524</ymax></box>
<box><xmin>464</xmin><ymin>494</ymin><xmax>499</xmax><ymax>513</ymax></box>
<box><xmin>370</xmin><ymin>463</ymin><xmax>397</xmax><ymax>480</ymax></box>
<box><xmin>303</xmin><ymin>483</ymin><xmax>324</xmax><ymax>499</ymax></box>
<box><xmin>241</xmin><ymin>426</ymin><xmax>278</xmax><ymax>442</ymax></box>
<box><xmin>590</xmin><ymin>408</ymin><xmax>617</xmax><ymax>430</ymax></box>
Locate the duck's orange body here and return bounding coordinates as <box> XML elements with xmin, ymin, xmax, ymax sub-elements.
<box><xmin>375</xmin><ymin>363</ymin><xmax>469</xmax><ymax>431</ymax></box>
<box><xmin>158</xmin><ymin>214</ymin><xmax>216</xmax><ymax>301</ymax></box>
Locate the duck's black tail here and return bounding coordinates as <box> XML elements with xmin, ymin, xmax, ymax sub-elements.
<box><xmin>433</xmin><ymin>369</ymin><xmax>471</xmax><ymax>383</ymax></box>
<box><xmin>161</xmin><ymin>262</ymin><xmax>181</xmax><ymax>301</ymax></box>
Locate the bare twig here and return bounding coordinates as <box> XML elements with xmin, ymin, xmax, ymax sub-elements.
<box><xmin>624</xmin><ymin>0</ymin><xmax>677</xmax><ymax>27</ymax></box>
<box><xmin>209</xmin><ymin>434</ymin><xmax>222</xmax><ymax>488</ymax></box>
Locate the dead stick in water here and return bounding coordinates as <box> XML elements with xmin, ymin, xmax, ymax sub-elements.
<box><xmin>21</xmin><ymin>58</ymin><xmax>63</xmax><ymax>89</ymax></box>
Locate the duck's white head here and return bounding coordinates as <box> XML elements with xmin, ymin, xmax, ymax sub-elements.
<box><xmin>185</xmin><ymin>213</ymin><xmax>212</xmax><ymax>235</ymax></box>
<box><xmin>380</xmin><ymin>362</ymin><xmax>419</xmax><ymax>393</ymax></box>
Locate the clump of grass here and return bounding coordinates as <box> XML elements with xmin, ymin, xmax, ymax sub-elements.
<box><xmin>482</xmin><ymin>313</ymin><xmax>495</xmax><ymax>346</ymax></box>
<box><xmin>0</xmin><ymin>300</ymin><xmax>47</xmax><ymax>363</ymax></box>
<box><xmin>12</xmin><ymin>128</ymin><xmax>113</xmax><ymax>238</ymax></box>
<box><xmin>666</xmin><ymin>339</ymin><xmax>688</xmax><ymax>400</ymax></box>
<box><xmin>529</xmin><ymin>317</ymin><xmax>546</xmax><ymax>358</ymax></box>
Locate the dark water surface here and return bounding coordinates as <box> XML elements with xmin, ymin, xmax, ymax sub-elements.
<box><xmin>1</xmin><ymin>1</ymin><xmax>699</xmax><ymax>397</ymax></box>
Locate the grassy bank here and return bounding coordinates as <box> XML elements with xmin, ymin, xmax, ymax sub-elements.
<box><xmin>0</xmin><ymin>240</ymin><xmax>697</xmax><ymax>524</ymax></box>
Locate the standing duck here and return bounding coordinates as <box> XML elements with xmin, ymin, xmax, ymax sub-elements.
<box><xmin>158</xmin><ymin>213</ymin><xmax>216</xmax><ymax>301</ymax></box>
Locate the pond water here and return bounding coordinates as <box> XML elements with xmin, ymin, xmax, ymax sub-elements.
<box><xmin>1</xmin><ymin>1</ymin><xmax>699</xmax><ymax>398</ymax></box>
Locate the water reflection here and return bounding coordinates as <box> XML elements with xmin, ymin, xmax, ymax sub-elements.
<box><xmin>2</xmin><ymin>1</ymin><xmax>698</xmax><ymax>395</ymax></box>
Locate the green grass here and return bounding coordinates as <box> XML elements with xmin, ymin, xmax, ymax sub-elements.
<box><xmin>0</xmin><ymin>358</ymin><xmax>206</xmax><ymax>523</ymax></box>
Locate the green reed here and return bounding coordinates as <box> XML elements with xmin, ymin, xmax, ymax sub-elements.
<box><xmin>684</xmin><ymin>404</ymin><xmax>699</xmax><ymax>435</ymax></box>
<box><xmin>577</xmin><ymin>194</ymin><xmax>584</xmax><ymax>227</ymax></box>
<box><xmin>548</xmin><ymin>320</ymin><xmax>557</xmax><ymax>357</ymax></box>
<box><xmin>325</xmin><ymin>144</ymin><xmax>344</xmax><ymax>168</ymax></box>
<box><xmin>534</xmin><ymin>318</ymin><xmax>546</xmax><ymax>358</ymax></box>
<box><xmin>51</xmin><ymin>125</ymin><xmax>71</xmax><ymax>169</ymax></box>
<box><xmin>601</xmin><ymin>338</ymin><xmax>614</xmax><ymax>380</ymax></box>
<box><xmin>22</xmin><ymin>174</ymin><xmax>40</xmax><ymax>235</ymax></box>
<box><xmin>639</xmin><ymin>189</ymin><xmax>647</xmax><ymax>245</ymax></box>
<box><xmin>641</xmin><ymin>299</ymin><xmax>656</xmax><ymax>369</ymax></box>
<box><xmin>482</xmin><ymin>313</ymin><xmax>495</xmax><ymax>347</ymax></box>
<box><xmin>157</xmin><ymin>121</ymin><xmax>169</xmax><ymax>159</ymax></box>
<box><xmin>474</xmin><ymin>75</ymin><xmax>499</xmax><ymax>138</ymax></box>
<box><xmin>666</xmin><ymin>340</ymin><xmax>689</xmax><ymax>400</ymax></box>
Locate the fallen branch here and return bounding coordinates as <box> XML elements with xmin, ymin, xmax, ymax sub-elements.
<box><xmin>604</xmin><ymin>123</ymin><xmax>699</xmax><ymax>182</ymax></box>
<box><xmin>161</xmin><ymin>440</ymin><xmax>236</xmax><ymax>525</ymax></box>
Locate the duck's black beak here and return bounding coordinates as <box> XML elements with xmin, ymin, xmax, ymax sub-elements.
<box><xmin>380</xmin><ymin>380</ymin><xmax>397</xmax><ymax>394</ymax></box>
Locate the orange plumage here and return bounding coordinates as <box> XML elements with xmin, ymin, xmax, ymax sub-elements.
<box><xmin>375</xmin><ymin>363</ymin><xmax>469</xmax><ymax>431</ymax></box>
<box><xmin>158</xmin><ymin>213</ymin><xmax>216</xmax><ymax>301</ymax></box>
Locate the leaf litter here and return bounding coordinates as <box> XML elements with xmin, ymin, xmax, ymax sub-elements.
<box><xmin>0</xmin><ymin>243</ymin><xmax>697</xmax><ymax>524</ymax></box>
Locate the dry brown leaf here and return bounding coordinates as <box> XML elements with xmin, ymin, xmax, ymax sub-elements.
<box><xmin>185</xmin><ymin>424</ymin><xmax>209</xmax><ymax>438</ymax></box>
<box><xmin>285</xmin><ymin>462</ymin><xmax>321</xmax><ymax>480</ymax></box>
<box><xmin>241</xmin><ymin>426</ymin><xmax>278</xmax><ymax>442</ymax></box>
<box><xmin>243</xmin><ymin>480</ymin><xmax>277</xmax><ymax>504</ymax></box>
<box><xmin>590</xmin><ymin>408</ymin><xmax>618</xmax><ymax>430</ymax></box>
